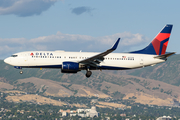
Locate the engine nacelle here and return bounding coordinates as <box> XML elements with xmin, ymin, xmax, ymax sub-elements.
<box><xmin>61</xmin><ymin>62</ymin><xmax>79</xmax><ymax>73</ymax></box>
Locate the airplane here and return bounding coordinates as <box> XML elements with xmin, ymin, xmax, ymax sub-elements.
<box><xmin>4</xmin><ymin>24</ymin><xmax>175</xmax><ymax>78</ymax></box>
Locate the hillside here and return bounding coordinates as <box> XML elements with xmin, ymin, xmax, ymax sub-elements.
<box><xmin>129</xmin><ymin>54</ymin><xmax>180</xmax><ymax>86</ymax></box>
<box><xmin>0</xmin><ymin>54</ymin><xmax>180</xmax><ymax>106</ymax></box>
<box><xmin>0</xmin><ymin>75</ymin><xmax>180</xmax><ymax>106</ymax></box>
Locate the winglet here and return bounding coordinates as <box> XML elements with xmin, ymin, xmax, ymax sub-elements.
<box><xmin>110</xmin><ymin>38</ymin><xmax>120</xmax><ymax>50</ymax></box>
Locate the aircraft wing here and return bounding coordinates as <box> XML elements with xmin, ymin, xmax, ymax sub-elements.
<box><xmin>79</xmin><ymin>38</ymin><xmax>120</xmax><ymax>67</ymax></box>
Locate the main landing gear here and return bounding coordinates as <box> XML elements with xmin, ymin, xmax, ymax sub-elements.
<box><xmin>14</xmin><ymin>66</ymin><xmax>23</xmax><ymax>74</ymax></box>
<box><xmin>86</xmin><ymin>70</ymin><xmax>92</xmax><ymax>78</ymax></box>
<box><xmin>19</xmin><ymin>70</ymin><xmax>23</xmax><ymax>74</ymax></box>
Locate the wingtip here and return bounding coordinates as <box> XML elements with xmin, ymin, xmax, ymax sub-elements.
<box><xmin>110</xmin><ymin>38</ymin><xmax>120</xmax><ymax>50</ymax></box>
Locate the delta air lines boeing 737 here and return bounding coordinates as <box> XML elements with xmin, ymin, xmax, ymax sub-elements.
<box><xmin>4</xmin><ymin>24</ymin><xmax>175</xmax><ymax>78</ymax></box>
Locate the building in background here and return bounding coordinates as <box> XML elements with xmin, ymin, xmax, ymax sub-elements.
<box><xmin>60</xmin><ymin>106</ymin><xmax>99</xmax><ymax>118</ymax></box>
<box><xmin>156</xmin><ymin>116</ymin><xmax>171</xmax><ymax>120</ymax></box>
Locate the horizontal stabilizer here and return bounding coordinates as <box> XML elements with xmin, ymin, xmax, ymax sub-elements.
<box><xmin>154</xmin><ymin>52</ymin><xmax>175</xmax><ymax>59</ymax></box>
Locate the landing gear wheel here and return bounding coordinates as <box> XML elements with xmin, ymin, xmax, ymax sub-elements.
<box><xmin>19</xmin><ymin>71</ymin><xmax>23</xmax><ymax>74</ymax></box>
<box><xmin>86</xmin><ymin>71</ymin><xmax>92</xmax><ymax>78</ymax></box>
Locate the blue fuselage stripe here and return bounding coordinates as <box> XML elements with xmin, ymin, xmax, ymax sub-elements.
<box><xmin>19</xmin><ymin>65</ymin><xmax>130</xmax><ymax>70</ymax></box>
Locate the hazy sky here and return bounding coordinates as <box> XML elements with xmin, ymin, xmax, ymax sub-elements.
<box><xmin>0</xmin><ymin>0</ymin><xmax>180</xmax><ymax>59</ymax></box>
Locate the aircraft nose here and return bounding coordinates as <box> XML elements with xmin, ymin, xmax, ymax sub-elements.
<box><xmin>4</xmin><ymin>57</ymin><xmax>11</xmax><ymax>64</ymax></box>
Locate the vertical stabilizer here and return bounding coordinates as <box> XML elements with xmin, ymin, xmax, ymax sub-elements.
<box><xmin>130</xmin><ymin>24</ymin><xmax>173</xmax><ymax>55</ymax></box>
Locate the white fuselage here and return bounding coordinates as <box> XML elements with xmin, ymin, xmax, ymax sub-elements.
<box><xmin>4</xmin><ymin>50</ymin><xmax>165</xmax><ymax>70</ymax></box>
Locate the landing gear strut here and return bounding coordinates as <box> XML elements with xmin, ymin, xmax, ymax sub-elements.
<box><xmin>86</xmin><ymin>70</ymin><xmax>92</xmax><ymax>78</ymax></box>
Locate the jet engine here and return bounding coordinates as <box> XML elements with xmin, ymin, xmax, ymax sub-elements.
<box><xmin>61</xmin><ymin>62</ymin><xmax>80</xmax><ymax>73</ymax></box>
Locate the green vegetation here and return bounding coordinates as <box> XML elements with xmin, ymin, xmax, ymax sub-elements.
<box><xmin>16</xmin><ymin>82</ymin><xmax>36</xmax><ymax>93</ymax></box>
<box><xmin>1</xmin><ymin>92</ymin><xmax>180</xmax><ymax>119</ymax></box>
<box><xmin>102</xmin><ymin>89</ymin><xmax>109</xmax><ymax>94</ymax></box>
<box><xmin>164</xmin><ymin>90</ymin><xmax>172</xmax><ymax>95</ymax></box>
<box><xmin>129</xmin><ymin>78</ymin><xmax>140</xmax><ymax>83</ymax></box>
<box><xmin>111</xmin><ymin>91</ymin><xmax>125</xmax><ymax>99</ymax></box>
<box><xmin>152</xmin><ymin>87</ymin><xmax>159</xmax><ymax>90</ymax></box>
<box><xmin>160</xmin><ymin>88</ymin><xmax>164</xmax><ymax>92</ymax></box>
<box><xmin>129</xmin><ymin>96</ymin><xmax>137</xmax><ymax>99</ymax></box>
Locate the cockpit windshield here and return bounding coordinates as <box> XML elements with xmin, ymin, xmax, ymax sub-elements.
<box><xmin>11</xmin><ymin>55</ymin><xmax>18</xmax><ymax>57</ymax></box>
